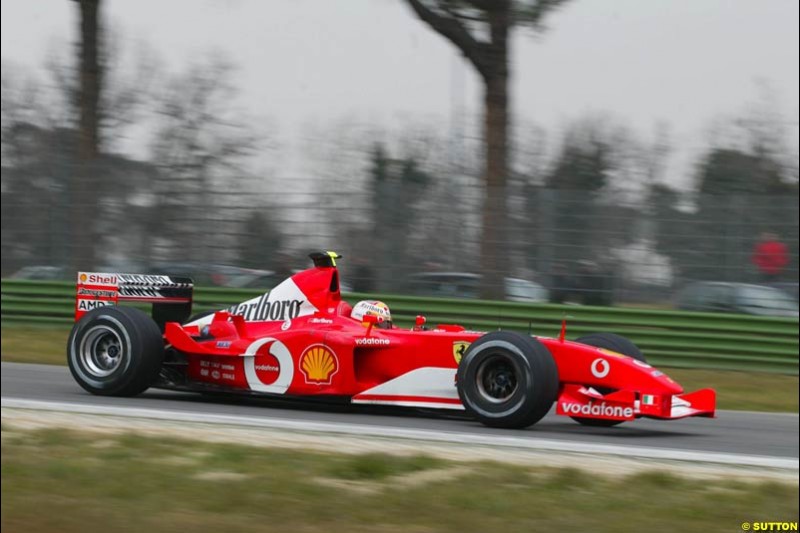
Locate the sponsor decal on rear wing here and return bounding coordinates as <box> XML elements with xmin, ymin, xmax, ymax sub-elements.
<box><xmin>75</xmin><ymin>272</ymin><xmax>193</xmax><ymax>321</ymax></box>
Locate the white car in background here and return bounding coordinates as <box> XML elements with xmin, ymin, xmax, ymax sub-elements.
<box><xmin>674</xmin><ymin>282</ymin><xmax>799</xmax><ymax>318</ymax></box>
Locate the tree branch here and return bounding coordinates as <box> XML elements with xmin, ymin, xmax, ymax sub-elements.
<box><xmin>405</xmin><ymin>0</ymin><xmax>491</xmax><ymax>78</ymax></box>
<box><xmin>460</xmin><ymin>0</ymin><xmax>496</xmax><ymax>11</ymax></box>
<box><xmin>514</xmin><ymin>0</ymin><xmax>569</xmax><ymax>29</ymax></box>
<box><xmin>444</xmin><ymin>7</ymin><xmax>484</xmax><ymax>23</ymax></box>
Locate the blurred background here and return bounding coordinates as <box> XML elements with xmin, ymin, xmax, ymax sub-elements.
<box><xmin>2</xmin><ymin>6</ymin><xmax>798</xmax><ymax>531</ymax></box>
<box><xmin>2</xmin><ymin>0</ymin><xmax>798</xmax><ymax>316</ymax></box>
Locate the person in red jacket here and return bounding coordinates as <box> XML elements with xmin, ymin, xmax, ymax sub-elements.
<box><xmin>752</xmin><ymin>232</ymin><xmax>789</xmax><ymax>282</ymax></box>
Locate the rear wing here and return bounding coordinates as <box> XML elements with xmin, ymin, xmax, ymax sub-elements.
<box><xmin>76</xmin><ymin>272</ymin><xmax>193</xmax><ymax>329</ymax></box>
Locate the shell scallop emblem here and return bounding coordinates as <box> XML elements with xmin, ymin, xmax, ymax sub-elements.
<box><xmin>299</xmin><ymin>345</ymin><xmax>339</xmax><ymax>385</ymax></box>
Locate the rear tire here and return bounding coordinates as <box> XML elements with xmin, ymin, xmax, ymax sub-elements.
<box><xmin>67</xmin><ymin>306</ymin><xmax>164</xmax><ymax>396</ymax></box>
<box><xmin>571</xmin><ymin>333</ymin><xmax>646</xmax><ymax>427</ymax></box>
<box><xmin>457</xmin><ymin>331</ymin><xmax>558</xmax><ymax>429</ymax></box>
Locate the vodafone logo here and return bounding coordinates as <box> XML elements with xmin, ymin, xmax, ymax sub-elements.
<box><xmin>242</xmin><ymin>338</ymin><xmax>294</xmax><ymax>394</ymax></box>
<box><xmin>254</xmin><ymin>351</ymin><xmax>281</xmax><ymax>385</ymax></box>
<box><xmin>355</xmin><ymin>337</ymin><xmax>390</xmax><ymax>346</ymax></box>
<box><xmin>591</xmin><ymin>358</ymin><xmax>610</xmax><ymax>379</ymax></box>
<box><xmin>561</xmin><ymin>402</ymin><xmax>633</xmax><ymax>418</ymax></box>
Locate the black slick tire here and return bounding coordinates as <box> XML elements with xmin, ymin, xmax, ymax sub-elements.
<box><xmin>457</xmin><ymin>331</ymin><xmax>558</xmax><ymax>429</ymax></box>
<box><xmin>67</xmin><ymin>306</ymin><xmax>164</xmax><ymax>396</ymax></box>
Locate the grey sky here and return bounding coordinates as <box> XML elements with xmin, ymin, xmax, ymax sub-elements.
<box><xmin>2</xmin><ymin>0</ymin><xmax>798</xmax><ymax>185</ymax></box>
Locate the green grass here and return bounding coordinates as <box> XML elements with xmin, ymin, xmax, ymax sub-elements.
<box><xmin>1</xmin><ymin>325</ymin><xmax>72</xmax><ymax>366</ymax></box>
<box><xmin>666</xmin><ymin>368</ymin><xmax>798</xmax><ymax>413</ymax></box>
<box><xmin>325</xmin><ymin>452</ymin><xmax>441</xmax><ymax>481</ymax></box>
<box><xmin>2</xmin><ymin>325</ymin><xmax>797</xmax><ymax>412</ymax></box>
<box><xmin>1</xmin><ymin>428</ymin><xmax>798</xmax><ymax>533</ymax></box>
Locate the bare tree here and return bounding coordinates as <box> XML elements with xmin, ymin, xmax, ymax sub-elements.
<box><xmin>146</xmin><ymin>56</ymin><xmax>263</xmax><ymax>265</ymax></box>
<box><xmin>404</xmin><ymin>0</ymin><xmax>567</xmax><ymax>298</ymax></box>
<box><xmin>76</xmin><ymin>0</ymin><xmax>101</xmax><ymax>160</ymax></box>
<box><xmin>71</xmin><ymin>0</ymin><xmax>102</xmax><ymax>270</ymax></box>
<box><xmin>45</xmin><ymin>23</ymin><xmax>161</xmax><ymax>153</ymax></box>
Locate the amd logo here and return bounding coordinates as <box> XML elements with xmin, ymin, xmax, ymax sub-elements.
<box><xmin>77</xmin><ymin>299</ymin><xmax>113</xmax><ymax>311</ymax></box>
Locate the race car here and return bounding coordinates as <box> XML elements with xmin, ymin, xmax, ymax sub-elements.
<box><xmin>67</xmin><ymin>252</ymin><xmax>716</xmax><ymax>429</ymax></box>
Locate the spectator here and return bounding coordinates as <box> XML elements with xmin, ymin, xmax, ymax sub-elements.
<box><xmin>752</xmin><ymin>232</ymin><xmax>789</xmax><ymax>283</ymax></box>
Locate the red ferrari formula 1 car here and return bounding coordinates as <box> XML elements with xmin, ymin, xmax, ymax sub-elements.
<box><xmin>67</xmin><ymin>252</ymin><xmax>716</xmax><ymax>428</ymax></box>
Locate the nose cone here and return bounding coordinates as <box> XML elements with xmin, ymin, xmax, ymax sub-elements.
<box><xmin>649</xmin><ymin>367</ymin><xmax>684</xmax><ymax>395</ymax></box>
<box><xmin>597</xmin><ymin>347</ymin><xmax>684</xmax><ymax>394</ymax></box>
<box><xmin>616</xmin><ymin>354</ymin><xmax>684</xmax><ymax>395</ymax></box>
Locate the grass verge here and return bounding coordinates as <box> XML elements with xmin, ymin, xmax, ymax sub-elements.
<box><xmin>2</xmin><ymin>325</ymin><xmax>72</xmax><ymax>366</ymax></box>
<box><xmin>2</xmin><ymin>428</ymin><xmax>797</xmax><ymax>533</ymax></box>
<box><xmin>665</xmin><ymin>367</ymin><xmax>798</xmax><ymax>413</ymax></box>
<box><xmin>2</xmin><ymin>324</ymin><xmax>798</xmax><ymax>412</ymax></box>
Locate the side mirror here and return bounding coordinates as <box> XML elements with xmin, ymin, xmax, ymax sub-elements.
<box><xmin>363</xmin><ymin>313</ymin><xmax>381</xmax><ymax>334</ymax></box>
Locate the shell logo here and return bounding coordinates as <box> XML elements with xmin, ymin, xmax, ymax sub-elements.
<box><xmin>79</xmin><ymin>273</ymin><xmax>88</xmax><ymax>283</ymax></box>
<box><xmin>299</xmin><ymin>344</ymin><xmax>339</xmax><ymax>385</ymax></box>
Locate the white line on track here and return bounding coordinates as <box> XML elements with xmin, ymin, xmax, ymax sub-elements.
<box><xmin>3</xmin><ymin>397</ymin><xmax>797</xmax><ymax>472</ymax></box>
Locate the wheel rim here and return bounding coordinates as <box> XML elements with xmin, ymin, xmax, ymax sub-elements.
<box><xmin>475</xmin><ymin>353</ymin><xmax>519</xmax><ymax>403</ymax></box>
<box><xmin>78</xmin><ymin>325</ymin><xmax>124</xmax><ymax>377</ymax></box>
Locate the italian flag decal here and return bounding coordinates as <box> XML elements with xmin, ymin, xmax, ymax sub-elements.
<box><xmin>642</xmin><ymin>394</ymin><xmax>656</xmax><ymax>406</ymax></box>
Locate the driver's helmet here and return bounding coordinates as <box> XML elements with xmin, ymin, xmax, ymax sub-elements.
<box><xmin>351</xmin><ymin>300</ymin><xmax>392</xmax><ymax>328</ymax></box>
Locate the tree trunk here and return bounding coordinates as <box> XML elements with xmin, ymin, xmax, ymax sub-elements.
<box><xmin>402</xmin><ymin>0</ymin><xmax>521</xmax><ymax>300</ymax></box>
<box><xmin>72</xmin><ymin>0</ymin><xmax>101</xmax><ymax>271</ymax></box>
<box><xmin>480</xmin><ymin>74</ymin><xmax>509</xmax><ymax>299</ymax></box>
<box><xmin>480</xmin><ymin>7</ymin><xmax>510</xmax><ymax>300</ymax></box>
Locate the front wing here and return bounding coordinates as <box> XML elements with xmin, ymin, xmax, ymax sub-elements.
<box><xmin>556</xmin><ymin>384</ymin><xmax>716</xmax><ymax>422</ymax></box>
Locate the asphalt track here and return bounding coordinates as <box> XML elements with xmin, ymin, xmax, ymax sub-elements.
<box><xmin>2</xmin><ymin>362</ymin><xmax>798</xmax><ymax>463</ymax></box>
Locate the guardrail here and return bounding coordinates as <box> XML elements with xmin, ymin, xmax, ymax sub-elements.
<box><xmin>2</xmin><ymin>279</ymin><xmax>797</xmax><ymax>374</ymax></box>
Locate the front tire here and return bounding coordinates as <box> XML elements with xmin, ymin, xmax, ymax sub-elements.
<box><xmin>457</xmin><ymin>331</ymin><xmax>558</xmax><ymax>429</ymax></box>
<box><xmin>575</xmin><ymin>333</ymin><xmax>644</xmax><ymax>363</ymax></box>
<box><xmin>67</xmin><ymin>306</ymin><xmax>164</xmax><ymax>396</ymax></box>
<box><xmin>571</xmin><ymin>333</ymin><xmax>646</xmax><ymax>427</ymax></box>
